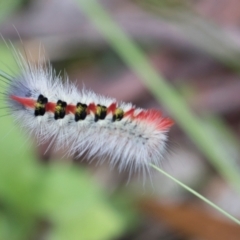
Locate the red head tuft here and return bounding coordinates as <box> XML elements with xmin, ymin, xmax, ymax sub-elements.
<box><xmin>10</xmin><ymin>95</ymin><xmax>36</xmax><ymax>108</ymax></box>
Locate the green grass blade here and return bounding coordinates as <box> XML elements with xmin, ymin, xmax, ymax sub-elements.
<box><xmin>150</xmin><ymin>163</ymin><xmax>240</xmax><ymax>225</ymax></box>
<box><xmin>75</xmin><ymin>0</ymin><xmax>240</xmax><ymax>193</ymax></box>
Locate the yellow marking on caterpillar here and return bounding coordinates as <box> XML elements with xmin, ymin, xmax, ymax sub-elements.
<box><xmin>96</xmin><ymin>105</ymin><xmax>107</xmax><ymax>119</ymax></box>
<box><xmin>75</xmin><ymin>103</ymin><xmax>87</xmax><ymax>121</ymax></box>
<box><xmin>35</xmin><ymin>102</ymin><xmax>45</xmax><ymax>110</ymax></box>
<box><xmin>55</xmin><ymin>105</ymin><xmax>62</xmax><ymax>114</ymax></box>
<box><xmin>114</xmin><ymin>108</ymin><xmax>124</xmax><ymax>121</ymax></box>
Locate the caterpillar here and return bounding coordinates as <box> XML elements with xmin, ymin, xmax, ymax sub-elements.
<box><xmin>1</xmin><ymin>49</ymin><xmax>173</xmax><ymax>175</ymax></box>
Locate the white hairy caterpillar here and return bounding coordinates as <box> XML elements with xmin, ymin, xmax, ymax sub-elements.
<box><xmin>2</xmin><ymin>49</ymin><xmax>240</xmax><ymax>228</ymax></box>
<box><xmin>0</xmin><ymin>47</ymin><xmax>173</xmax><ymax>175</ymax></box>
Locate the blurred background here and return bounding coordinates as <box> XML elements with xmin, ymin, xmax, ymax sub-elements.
<box><xmin>0</xmin><ymin>0</ymin><xmax>240</xmax><ymax>239</ymax></box>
